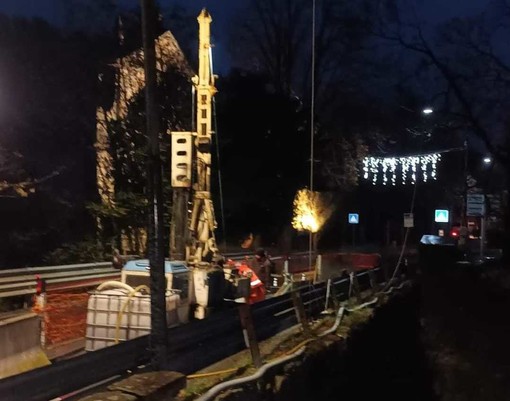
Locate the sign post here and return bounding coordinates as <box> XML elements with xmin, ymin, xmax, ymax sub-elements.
<box><xmin>480</xmin><ymin>215</ymin><xmax>486</xmax><ymax>260</ymax></box>
<box><xmin>348</xmin><ymin>213</ymin><xmax>359</xmax><ymax>249</ymax></box>
<box><xmin>467</xmin><ymin>194</ymin><xmax>486</xmax><ymax>260</ymax></box>
<box><xmin>403</xmin><ymin>213</ymin><xmax>414</xmax><ymax>228</ymax></box>
<box><xmin>467</xmin><ymin>194</ymin><xmax>485</xmax><ymax>217</ymax></box>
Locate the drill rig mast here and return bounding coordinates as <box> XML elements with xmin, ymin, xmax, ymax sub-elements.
<box><xmin>170</xmin><ymin>9</ymin><xmax>223</xmax><ymax>319</ymax></box>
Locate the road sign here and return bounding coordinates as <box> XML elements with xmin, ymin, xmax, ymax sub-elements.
<box><xmin>404</xmin><ymin>213</ymin><xmax>414</xmax><ymax>228</ymax></box>
<box><xmin>434</xmin><ymin>209</ymin><xmax>449</xmax><ymax>223</ymax></box>
<box><xmin>348</xmin><ymin>213</ymin><xmax>359</xmax><ymax>224</ymax></box>
<box><xmin>467</xmin><ymin>194</ymin><xmax>485</xmax><ymax>216</ymax></box>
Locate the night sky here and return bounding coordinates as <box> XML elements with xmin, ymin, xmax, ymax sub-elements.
<box><xmin>0</xmin><ymin>0</ymin><xmax>491</xmax><ymax>73</ymax></box>
<box><xmin>0</xmin><ymin>0</ymin><xmax>490</xmax><ymax>24</ymax></box>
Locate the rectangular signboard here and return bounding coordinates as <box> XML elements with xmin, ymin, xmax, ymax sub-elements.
<box><xmin>404</xmin><ymin>213</ymin><xmax>414</xmax><ymax>228</ymax></box>
<box><xmin>467</xmin><ymin>194</ymin><xmax>485</xmax><ymax>216</ymax></box>
<box><xmin>348</xmin><ymin>213</ymin><xmax>359</xmax><ymax>224</ymax></box>
<box><xmin>435</xmin><ymin>209</ymin><xmax>449</xmax><ymax>223</ymax></box>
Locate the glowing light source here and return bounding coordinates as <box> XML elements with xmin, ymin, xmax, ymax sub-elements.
<box><xmin>483</xmin><ymin>157</ymin><xmax>492</xmax><ymax>164</ymax></box>
<box><xmin>292</xmin><ymin>189</ymin><xmax>334</xmax><ymax>233</ymax></box>
<box><xmin>362</xmin><ymin>153</ymin><xmax>441</xmax><ymax>185</ymax></box>
<box><xmin>422</xmin><ymin>107</ymin><xmax>434</xmax><ymax>114</ymax></box>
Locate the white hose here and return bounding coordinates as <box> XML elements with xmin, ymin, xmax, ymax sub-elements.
<box><xmin>381</xmin><ymin>282</ymin><xmax>408</xmax><ymax>295</ymax></box>
<box><xmin>195</xmin><ymin>347</ymin><xmax>306</xmax><ymax>401</ymax></box>
<box><xmin>96</xmin><ymin>280</ymin><xmax>135</xmax><ymax>293</ymax></box>
<box><xmin>347</xmin><ymin>297</ymin><xmax>379</xmax><ymax>312</ymax></box>
<box><xmin>318</xmin><ymin>306</ymin><xmax>345</xmax><ymax>337</ymax></box>
<box><xmin>318</xmin><ymin>296</ymin><xmax>379</xmax><ymax>338</ymax></box>
<box><xmin>193</xmin><ymin>279</ymin><xmax>407</xmax><ymax>401</ymax></box>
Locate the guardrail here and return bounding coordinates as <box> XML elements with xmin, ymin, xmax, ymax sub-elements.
<box><xmin>0</xmin><ymin>252</ymin><xmax>315</xmax><ymax>299</ymax></box>
<box><xmin>0</xmin><ymin>265</ymin><xmax>393</xmax><ymax>401</ymax></box>
<box><xmin>0</xmin><ymin>262</ymin><xmax>121</xmax><ymax>298</ymax></box>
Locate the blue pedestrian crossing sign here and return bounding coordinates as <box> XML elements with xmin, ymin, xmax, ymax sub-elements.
<box><xmin>434</xmin><ymin>209</ymin><xmax>449</xmax><ymax>223</ymax></box>
<box><xmin>348</xmin><ymin>213</ymin><xmax>359</xmax><ymax>224</ymax></box>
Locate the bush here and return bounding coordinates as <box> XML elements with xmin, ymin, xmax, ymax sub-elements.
<box><xmin>44</xmin><ymin>238</ymin><xmax>112</xmax><ymax>265</ymax></box>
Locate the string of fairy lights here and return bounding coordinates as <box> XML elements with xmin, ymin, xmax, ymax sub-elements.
<box><xmin>362</xmin><ymin>152</ymin><xmax>442</xmax><ymax>185</ymax></box>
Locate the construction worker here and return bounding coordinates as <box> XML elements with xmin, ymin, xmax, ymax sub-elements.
<box><xmin>228</xmin><ymin>260</ymin><xmax>266</xmax><ymax>304</ymax></box>
<box><xmin>112</xmin><ymin>249</ymin><xmax>124</xmax><ymax>270</ymax></box>
<box><xmin>254</xmin><ymin>248</ymin><xmax>275</xmax><ymax>290</ymax></box>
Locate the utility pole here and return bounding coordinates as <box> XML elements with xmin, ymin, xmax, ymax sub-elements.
<box><xmin>140</xmin><ymin>0</ymin><xmax>168</xmax><ymax>370</ymax></box>
<box><xmin>462</xmin><ymin>137</ymin><xmax>468</xmax><ymax>227</ymax></box>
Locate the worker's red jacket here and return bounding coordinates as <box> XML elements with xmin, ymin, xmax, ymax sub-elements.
<box><xmin>237</xmin><ymin>263</ymin><xmax>266</xmax><ymax>304</ymax></box>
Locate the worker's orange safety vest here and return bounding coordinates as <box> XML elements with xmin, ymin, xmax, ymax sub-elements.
<box><xmin>237</xmin><ymin>264</ymin><xmax>266</xmax><ymax>304</ymax></box>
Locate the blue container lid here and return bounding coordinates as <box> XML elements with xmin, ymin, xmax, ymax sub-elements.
<box><xmin>123</xmin><ymin>259</ymin><xmax>189</xmax><ymax>274</ymax></box>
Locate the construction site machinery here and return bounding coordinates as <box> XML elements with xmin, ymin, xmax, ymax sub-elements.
<box><xmin>83</xmin><ymin>9</ymin><xmax>248</xmax><ymax>354</ymax></box>
<box><xmin>170</xmin><ymin>9</ymin><xmax>248</xmax><ymax>319</ymax></box>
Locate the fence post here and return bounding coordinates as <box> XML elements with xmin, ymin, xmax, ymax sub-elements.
<box><xmin>291</xmin><ymin>289</ymin><xmax>311</xmax><ymax>336</ymax></box>
<box><xmin>238</xmin><ymin>302</ymin><xmax>262</xmax><ymax>368</ymax></box>
<box><xmin>323</xmin><ymin>278</ymin><xmax>332</xmax><ymax>311</ymax></box>
<box><xmin>349</xmin><ymin>271</ymin><xmax>362</xmax><ymax>304</ymax></box>
<box><xmin>368</xmin><ymin>269</ymin><xmax>379</xmax><ymax>294</ymax></box>
<box><xmin>34</xmin><ymin>276</ymin><xmax>47</xmax><ymax>349</ymax></box>
<box><xmin>314</xmin><ymin>254</ymin><xmax>322</xmax><ymax>284</ymax></box>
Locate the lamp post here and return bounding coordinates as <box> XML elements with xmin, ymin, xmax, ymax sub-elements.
<box><xmin>480</xmin><ymin>156</ymin><xmax>492</xmax><ymax>261</ymax></box>
<box><xmin>462</xmin><ymin>137</ymin><xmax>468</xmax><ymax>228</ymax></box>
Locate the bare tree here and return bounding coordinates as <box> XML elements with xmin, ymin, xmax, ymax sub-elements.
<box><xmin>231</xmin><ymin>0</ymin><xmax>309</xmax><ymax>96</ymax></box>
<box><xmin>231</xmin><ymin>0</ymin><xmax>372</xmax><ymax>103</ymax></box>
<box><xmin>372</xmin><ymin>0</ymin><xmax>510</xmax><ymax>163</ymax></box>
<box><xmin>371</xmin><ymin>0</ymin><xmax>510</xmax><ymax>256</ymax></box>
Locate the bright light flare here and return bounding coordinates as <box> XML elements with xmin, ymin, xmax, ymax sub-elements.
<box><xmin>422</xmin><ymin>107</ymin><xmax>434</xmax><ymax>115</ymax></box>
<box><xmin>292</xmin><ymin>189</ymin><xmax>334</xmax><ymax>233</ymax></box>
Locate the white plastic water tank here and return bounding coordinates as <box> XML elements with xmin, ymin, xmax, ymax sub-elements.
<box><xmin>85</xmin><ymin>288</ymin><xmax>186</xmax><ymax>352</ymax></box>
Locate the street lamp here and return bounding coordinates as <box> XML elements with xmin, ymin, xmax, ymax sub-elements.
<box><xmin>422</xmin><ymin>107</ymin><xmax>434</xmax><ymax>115</ymax></box>
<box><xmin>483</xmin><ymin>156</ymin><xmax>492</xmax><ymax>165</ymax></box>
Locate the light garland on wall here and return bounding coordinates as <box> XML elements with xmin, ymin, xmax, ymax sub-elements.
<box><xmin>362</xmin><ymin>153</ymin><xmax>442</xmax><ymax>185</ymax></box>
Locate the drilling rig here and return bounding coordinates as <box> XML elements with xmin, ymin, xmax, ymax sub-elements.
<box><xmin>85</xmin><ymin>9</ymin><xmax>246</xmax><ymax>353</ymax></box>
<box><xmin>170</xmin><ymin>9</ymin><xmax>236</xmax><ymax>319</ymax></box>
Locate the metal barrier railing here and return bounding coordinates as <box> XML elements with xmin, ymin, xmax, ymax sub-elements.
<box><xmin>0</xmin><ymin>264</ymin><xmax>393</xmax><ymax>401</ymax></box>
<box><xmin>0</xmin><ymin>263</ymin><xmax>120</xmax><ymax>299</ymax></box>
<box><xmin>0</xmin><ymin>252</ymin><xmax>316</xmax><ymax>299</ymax></box>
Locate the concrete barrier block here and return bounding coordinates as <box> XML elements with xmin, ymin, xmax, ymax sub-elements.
<box><xmin>108</xmin><ymin>371</ymin><xmax>186</xmax><ymax>401</ymax></box>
